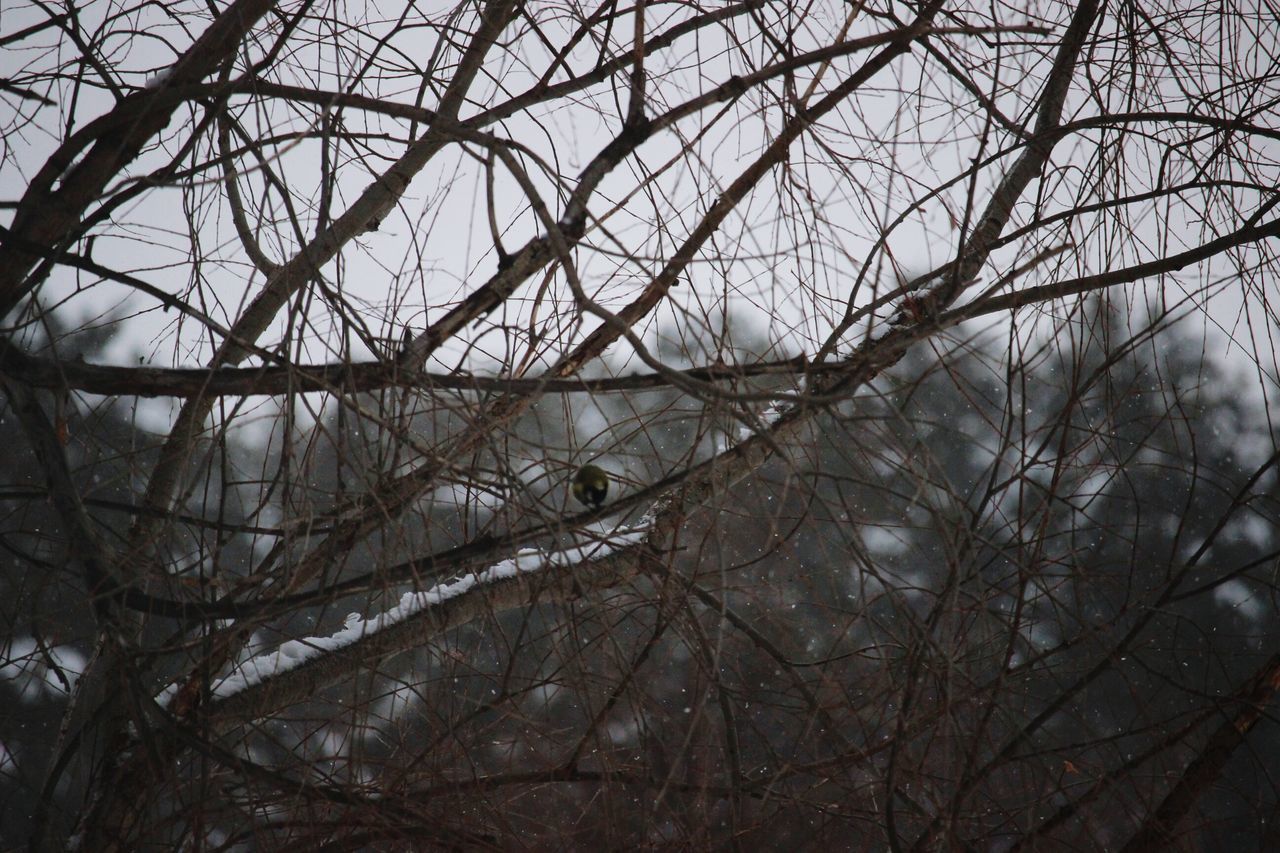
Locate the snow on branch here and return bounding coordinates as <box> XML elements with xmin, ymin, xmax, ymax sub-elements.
<box><xmin>156</xmin><ymin>526</ymin><xmax>650</xmax><ymax>707</ymax></box>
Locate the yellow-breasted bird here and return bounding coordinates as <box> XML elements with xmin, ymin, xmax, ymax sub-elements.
<box><xmin>572</xmin><ymin>464</ymin><xmax>609</xmax><ymax>510</ymax></box>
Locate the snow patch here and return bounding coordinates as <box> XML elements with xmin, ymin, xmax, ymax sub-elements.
<box><xmin>0</xmin><ymin>637</ymin><xmax>87</xmax><ymax>703</ymax></box>
<box><xmin>144</xmin><ymin>68</ymin><xmax>173</xmax><ymax>89</ymax></box>
<box><xmin>1214</xmin><ymin>579</ymin><xmax>1267</xmax><ymax>621</ymax></box>
<box><xmin>860</xmin><ymin>525</ymin><xmax>909</xmax><ymax>556</ymax></box>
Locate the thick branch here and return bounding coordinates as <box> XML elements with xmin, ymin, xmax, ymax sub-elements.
<box><xmin>1119</xmin><ymin>654</ymin><xmax>1280</xmax><ymax>853</ymax></box>
<box><xmin>207</xmin><ymin>539</ymin><xmax>663</xmax><ymax>720</ymax></box>
<box><xmin>0</xmin><ymin>0</ymin><xmax>277</xmax><ymax>316</ymax></box>
<box><xmin>0</xmin><ymin>339</ymin><xmax>815</xmax><ymax>398</ymax></box>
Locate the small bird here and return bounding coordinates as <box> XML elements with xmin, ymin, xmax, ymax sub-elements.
<box><xmin>572</xmin><ymin>464</ymin><xmax>609</xmax><ymax>510</ymax></box>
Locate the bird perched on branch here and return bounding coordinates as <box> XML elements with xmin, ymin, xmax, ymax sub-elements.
<box><xmin>572</xmin><ymin>464</ymin><xmax>609</xmax><ymax>510</ymax></box>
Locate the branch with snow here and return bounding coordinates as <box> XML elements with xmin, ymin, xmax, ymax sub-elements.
<box><xmin>172</xmin><ymin>525</ymin><xmax>652</xmax><ymax>721</ymax></box>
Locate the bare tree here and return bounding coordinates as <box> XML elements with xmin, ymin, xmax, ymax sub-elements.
<box><xmin>2</xmin><ymin>0</ymin><xmax>1279</xmax><ymax>848</ymax></box>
